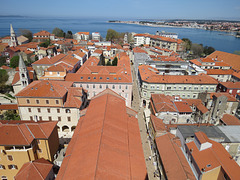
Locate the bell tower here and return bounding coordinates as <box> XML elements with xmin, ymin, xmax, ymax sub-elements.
<box><xmin>10</xmin><ymin>24</ymin><xmax>18</xmax><ymax>47</ymax></box>
<box><xmin>18</xmin><ymin>55</ymin><xmax>30</xmax><ymax>87</ymax></box>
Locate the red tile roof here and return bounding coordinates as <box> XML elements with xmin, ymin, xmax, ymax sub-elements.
<box><xmin>57</xmin><ymin>89</ymin><xmax>147</xmax><ymax>180</ymax></box>
<box><xmin>33</xmin><ymin>30</ymin><xmax>51</xmax><ymax>37</ymax></box>
<box><xmin>155</xmin><ymin>133</ymin><xmax>195</xmax><ymax>180</ymax></box>
<box><xmin>208</xmin><ymin>51</ymin><xmax>240</xmax><ymax>71</ymax></box>
<box><xmin>0</xmin><ymin>121</ymin><xmax>57</xmax><ymax>146</ymax></box>
<box><xmin>219</xmin><ymin>81</ymin><xmax>240</xmax><ymax>89</ymax></box>
<box><xmin>139</xmin><ymin>65</ymin><xmax>218</xmax><ymax>84</ymax></box>
<box><xmin>0</xmin><ymin>104</ymin><xmax>18</xmax><ymax>110</ymax></box>
<box><xmin>15</xmin><ymin>80</ymin><xmax>73</xmax><ymax>98</ymax></box>
<box><xmin>65</xmin><ymin>53</ymin><xmax>132</xmax><ymax>83</ymax></box>
<box><xmin>221</xmin><ymin>114</ymin><xmax>240</xmax><ymax>125</ymax></box>
<box><xmin>133</xmin><ymin>47</ymin><xmax>147</xmax><ymax>54</ymax></box>
<box><xmin>151</xmin><ymin>94</ymin><xmax>192</xmax><ymax>113</ymax></box>
<box><xmin>15</xmin><ymin>158</ymin><xmax>53</xmax><ymax>180</ymax></box>
<box><xmin>186</xmin><ymin>131</ymin><xmax>240</xmax><ymax>179</ymax></box>
<box><xmin>77</xmin><ymin>32</ymin><xmax>89</xmax><ymax>35</ymax></box>
<box><xmin>206</xmin><ymin>69</ymin><xmax>234</xmax><ymax>75</ymax></box>
<box><xmin>32</xmin><ymin>54</ymin><xmax>66</xmax><ymax>65</ymax></box>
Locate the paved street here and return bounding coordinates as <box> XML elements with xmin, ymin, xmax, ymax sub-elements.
<box><xmin>131</xmin><ymin>63</ymin><xmax>159</xmax><ymax>180</ymax></box>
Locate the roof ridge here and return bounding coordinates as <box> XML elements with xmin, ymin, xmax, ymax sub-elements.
<box><xmin>18</xmin><ymin>125</ymin><xmax>31</xmax><ymax>144</ymax></box>
<box><xmin>25</xmin><ymin>124</ymin><xmax>35</xmax><ymax>139</ymax></box>
<box><xmin>38</xmin><ymin>123</ymin><xmax>48</xmax><ymax>138</ymax></box>
<box><xmin>32</xmin><ymin>162</ymin><xmax>45</xmax><ymax>180</ymax></box>
<box><xmin>15</xmin><ymin>162</ymin><xmax>32</xmax><ymax>178</ymax></box>
<box><xmin>94</xmin><ymin>93</ymin><xmax>109</xmax><ymax>179</ymax></box>
<box><xmin>126</xmin><ymin>115</ymin><xmax>132</xmax><ymax>179</ymax></box>
<box><xmin>169</xmin><ymin>134</ymin><xmax>191</xmax><ymax>179</ymax></box>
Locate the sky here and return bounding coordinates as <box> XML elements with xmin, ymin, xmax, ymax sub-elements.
<box><xmin>1</xmin><ymin>0</ymin><xmax>240</xmax><ymax>20</ymax></box>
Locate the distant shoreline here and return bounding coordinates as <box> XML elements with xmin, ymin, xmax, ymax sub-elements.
<box><xmin>108</xmin><ymin>21</ymin><xmax>240</xmax><ymax>36</ymax></box>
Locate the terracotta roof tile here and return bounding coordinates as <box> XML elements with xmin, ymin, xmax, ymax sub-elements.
<box><xmin>15</xmin><ymin>80</ymin><xmax>73</xmax><ymax>98</ymax></box>
<box><xmin>155</xmin><ymin>133</ymin><xmax>195</xmax><ymax>180</ymax></box>
<box><xmin>57</xmin><ymin>89</ymin><xmax>147</xmax><ymax>179</ymax></box>
<box><xmin>208</xmin><ymin>51</ymin><xmax>240</xmax><ymax>71</ymax></box>
<box><xmin>32</xmin><ymin>54</ymin><xmax>66</xmax><ymax>65</ymax></box>
<box><xmin>139</xmin><ymin>65</ymin><xmax>218</xmax><ymax>84</ymax></box>
<box><xmin>0</xmin><ymin>104</ymin><xmax>18</xmax><ymax>110</ymax></box>
<box><xmin>186</xmin><ymin>131</ymin><xmax>240</xmax><ymax>179</ymax></box>
<box><xmin>221</xmin><ymin>114</ymin><xmax>240</xmax><ymax>125</ymax></box>
<box><xmin>15</xmin><ymin>158</ymin><xmax>53</xmax><ymax>180</ymax></box>
<box><xmin>219</xmin><ymin>81</ymin><xmax>240</xmax><ymax>89</ymax></box>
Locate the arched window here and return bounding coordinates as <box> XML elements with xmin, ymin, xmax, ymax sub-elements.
<box><xmin>22</xmin><ymin>74</ymin><xmax>25</xmax><ymax>78</ymax></box>
<box><xmin>62</xmin><ymin>126</ymin><xmax>69</xmax><ymax>132</ymax></box>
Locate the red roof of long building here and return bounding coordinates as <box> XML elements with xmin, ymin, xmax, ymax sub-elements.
<box><xmin>57</xmin><ymin>89</ymin><xmax>147</xmax><ymax>180</ymax></box>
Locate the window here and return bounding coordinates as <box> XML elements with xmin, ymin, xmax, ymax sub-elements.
<box><xmin>39</xmin><ymin>116</ymin><xmax>42</xmax><ymax>121</ymax></box>
<box><xmin>184</xmin><ymin>87</ymin><xmax>186</xmax><ymax>90</ymax></box>
<box><xmin>125</xmin><ymin>85</ymin><xmax>128</xmax><ymax>89</ymax></box>
<box><xmin>119</xmin><ymin>85</ymin><xmax>121</xmax><ymax>89</ymax></box>
<box><xmin>38</xmin><ymin>149</ymin><xmax>42</xmax><ymax>153</ymax></box>
<box><xmin>94</xmin><ymin>77</ymin><xmax>96</xmax><ymax>79</ymax></box>
<box><xmin>37</xmin><ymin>108</ymin><xmax>41</xmax><ymax>113</ymax></box>
<box><xmin>156</xmin><ymin>85</ymin><xmax>160</xmax><ymax>89</ymax></box>
<box><xmin>8</xmin><ymin>165</ymin><xmax>17</xmax><ymax>169</ymax></box>
<box><xmin>47</xmin><ymin>109</ymin><xmax>50</xmax><ymax>113</ymax></box>
<box><xmin>107</xmin><ymin>77</ymin><xmax>109</xmax><ymax>80</ymax></box>
<box><xmin>1</xmin><ymin>176</ymin><xmax>7</xmax><ymax>180</ymax></box>
<box><xmin>106</xmin><ymin>85</ymin><xmax>108</xmax><ymax>88</ymax></box>
<box><xmin>100</xmin><ymin>85</ymin><xmax>102</xmax><ymax>89</ymax></box>
<box><xmin>66</xmin><ymin>109</ymin><xmax>71</xmax><ymax>113</ymax></box>
<box><xmin>58</xmin><ymin>117</ymin><xmax>61</xmax><ymax>121</ymax></box>
<box><xmin>88</xmin><ymin>77</ymin><xmax>90</xmax><ymax>80</ymax></box>
<box><xmin>167</xmin><ymin>87</ymin><xmax>171</xmax><ymax>90</ymax></box>
<box><xmin>112</xmin><ymin>85</ymin><xmax>115</xmax><ymax>89</ymax></box>
<box><xmin>93</xmin><ymin>84</ymin><xmax>95</xmax><ymax>89</ymax></box>
<box><xmin>26</xmin><ymin>99</ymin><xmax>30</xmax><ymax>104</ymax></box>
<box><xmin>100</xmin><ymin>77</ymin><xmax>102</xmax><ymax>79</ymax></box>
<box><xmin>7</xmin><ymin>155</ymin><xmax>13</xmax><ymax>161</ymax></box>
<box><xmin>57</xmin><ymin>109</ymin><xmax>60</xmax><ymax>113</ymax></box>
<box><xmin>179</xmin><ymin>87</ymin><xmax>182</xmax><ymax>90</ymax></box>
<box><xmin>151</xmin><ymin>85</ymin><xmax>155</xmax><ymax>89</ymax></box>
<box><xmin>67</xmin><ymin>117</ymin><xmax>71</xmax><ymax>122</ymax></box>
<box><xmin>80</xmin><ymin>76</ymin><xmax>83</xmax><ymax>80</ymax></box>
<box><xmin>36</xmin><ymin>100</ymin><xmax>39</xmax><ymax>104</ymax></box>
<box><xmin>56</xmin><ymin>100</ymin><xmax>59</xmax><ymax>104</ymax></box>
<box><xmin>48</xmin><ymin>116</ymin><xmax>52</xmax><ymax>121</ymax></box>
<box><xmin>87</xmin><ymin>84</ymin><xmax>89</xmax><ymax>88</ymax></box>
<box><xmin>30</xmin><ymin>116</ymin><xmax>33</xmax><ymax>121</ymax></box>
<box><xmin>28</xmin><ymin>108</ymin><xmax>31</xmax><ymax>113</ymax></box>
<box><xmin>0</xmin><ymin>165</ymin><xmax>5</xmax><ymax>169</ymax></box>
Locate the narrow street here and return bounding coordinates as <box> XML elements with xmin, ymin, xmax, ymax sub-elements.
<box><xmin>130</xmin><ymin>63</ymin><xmax>159</xmax><ymax>180</ymax></box>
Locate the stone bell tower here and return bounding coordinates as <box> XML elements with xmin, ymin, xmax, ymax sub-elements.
<box><xmin>10</xmin><ymin>24</ymin><xmax>18</xmax><ymax>47</ymax></box>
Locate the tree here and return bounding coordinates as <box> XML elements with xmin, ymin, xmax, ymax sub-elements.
<box><xmin>2</xmin><ymin>110</ymin><xmax>20</xmax><ymax>120</ymax></box>
<box><xmin>106</xmin><ymin>29</ymin><xmax>119</xmax><ymax>42</ymax></box>
<box><xmin>233</xmin><ymin>50</ymin><xmax>240</xmax><ymax>55</ymax></box>
<box><xmin>112</xmin><ymin>57</ymin><xmax>118</xmax><ymax>66</ymax></box>
<box><xmin>65</xmin><ymin>31</ymin><xmax>73</xmax><ymax>39</ymax></box>
<box><xmin>0</xmin><ymin>69</ymin><xmax>9</xmax><ymax>84</ymax></box>
<box><xmin>52</xmin><ymin>27</ymin><xmax>65</xmax><ymax>37</ymax></box>
<box><xmin>182</xmin><ymin>38</ymin><xmax>192</xmax><ymax>51</ymax></box>
<box><xmin>20</xmin><ymin>29</ymin><xmax>33</xmax><ymax>42</ymax></box>
<box><xmin>106</xmin><ymin>61</ymin><xmax>111</xmax><ymax>66</ymax></box>
<box><xmin>39</xmin><ymin>39</ymin><xmax>51</xmax><ymax>48</ymax></box>
<box><xmin>10</xmin><ymin>56</ymin><xmax>19</xmax><ymax>68</ymax></box>
<box><xmin>203</xmin><ymin>46</ymin><xmax>215</xmax><ymax>55</ymax></box>
<box><xmin>0</xmin><ymin>56</ymin><xmax>7</xmax><ymax>67</ymax></box>
<box><xmin>191</xmin><ymin>43</ymin><xmax>204</xmax><ymax>57</ymax></box>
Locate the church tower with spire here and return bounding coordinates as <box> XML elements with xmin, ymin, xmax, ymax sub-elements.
<box><xmin>10</xmin><ymin>24</ymin><xmax>18</xmax><ymax>47</ymax></box>
<box><xmin>18</xmin><ymin>55</ymin><xmax>30</xmax><ymax>87</ymax></box>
